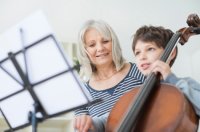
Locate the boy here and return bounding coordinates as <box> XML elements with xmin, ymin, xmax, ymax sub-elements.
<box><xmin>132</xmin><ymin>25</ymin><xmax>200</xmax><ymax>117</ymax></box>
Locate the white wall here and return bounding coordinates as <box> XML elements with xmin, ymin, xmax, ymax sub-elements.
<box><xmin>0</xmin><ymin>0</ymin><xmax>200</xmax><ymax>131</ymax></box>
<box><xmin>0</xmin><ymin>0</ymin><xmax>200</xmax><ymax>79</ymax></box>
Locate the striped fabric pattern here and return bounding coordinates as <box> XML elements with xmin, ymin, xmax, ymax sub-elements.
<box><xmin>75</xmin><ymin>63</ymin><xmax>145</xmax><ymax>117</ymax></box>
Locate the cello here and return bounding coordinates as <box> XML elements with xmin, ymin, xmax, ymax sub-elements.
<box><xmin>106</xmin><ymin>14</ymin><xmax>200</xmax><ymax>132</ymax></box>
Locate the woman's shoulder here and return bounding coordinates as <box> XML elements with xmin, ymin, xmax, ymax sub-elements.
<box><xmin>123</xmin><ymin>62</ymin><xmax>135</xmax><ymax>72</ymax></box>
<box><xmin>118</xmin><ymin>62</ymin><xmax>133</xmax><ymax>78</ymax></box>
<box><xmin>127</xmin><ymin>62</ymin><xmax>143</xmax><ymax>77</ymax></box>
<box><xmin>125</xmin><ymin>62</ymin><xmax>137</xmax><ymax>69</ymax></box>
<box><xmin>120</xmin><ymin>62</ymin><xmax>145</xmax><ymax>83</ymax></box>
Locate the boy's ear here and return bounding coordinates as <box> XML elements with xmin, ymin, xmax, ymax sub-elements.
<box><xmin>170</xmin><ymin>48</ymin><xmax>177</xmax><ymax>61</ymax></box>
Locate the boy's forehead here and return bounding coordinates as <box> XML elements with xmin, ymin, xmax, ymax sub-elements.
<box><xmin>136</xmin><ymin>40</ymin><xmax>158</xmax><ymax>46</ymax></box>
<box><xmin>134</xmin><ymin>41</ymin><xmax>163</xmax><ymax>50</ymax></box>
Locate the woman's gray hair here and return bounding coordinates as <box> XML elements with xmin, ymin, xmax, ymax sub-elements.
<box><xmin>77</xmin><ymin>20</ymin><xmax>126</xmax><ymax>81</ymax></box>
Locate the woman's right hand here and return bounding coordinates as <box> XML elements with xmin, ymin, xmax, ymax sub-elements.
<box><xmin>74</xmin><ymin>114</ymin><xmax>94</xmax><ymax>132</ymax></box>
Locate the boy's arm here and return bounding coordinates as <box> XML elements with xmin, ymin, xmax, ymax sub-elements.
<box><xmin>165</xmin><ymin>73</ymin><xmax>200</xmax><ymax>117</ymax></box>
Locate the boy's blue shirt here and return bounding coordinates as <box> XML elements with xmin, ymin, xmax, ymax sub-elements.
<box><xmin>164</xmin><ymin>73</ymin><xmax>200</xmax><ymax>117</ymax></box>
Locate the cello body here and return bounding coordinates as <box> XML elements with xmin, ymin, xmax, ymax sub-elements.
<box><xmin>106</xmin><ymin>83</ymin><xmax>199</xmax><ymax>132</ymax></box>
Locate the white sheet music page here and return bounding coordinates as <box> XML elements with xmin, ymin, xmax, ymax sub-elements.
<box><xmin>0</xmin><ymin>91</ymin><xmax>34</xmax><ymax>128</ymax></box>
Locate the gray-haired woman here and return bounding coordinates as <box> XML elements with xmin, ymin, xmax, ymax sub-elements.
<box><xmin>74</xmin><ymin>20</ymin><xmax>144</xmax><ymax>132</ymax></box>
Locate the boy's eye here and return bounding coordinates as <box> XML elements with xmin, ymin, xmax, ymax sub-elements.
<box><xmin>148</xmin><ymin>47</ymin><xmax>155</xmax><ymax>51</ymax></box>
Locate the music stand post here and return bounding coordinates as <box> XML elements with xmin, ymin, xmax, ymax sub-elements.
<box><xmin>28</xmin><ymin>103</ymin><xmax>42</xmax><ymax>132</ymax></box>
<box><xmin>8</xmin><ymin>51</ymin><xmax>43</xmax><ymax>132</ymax></box>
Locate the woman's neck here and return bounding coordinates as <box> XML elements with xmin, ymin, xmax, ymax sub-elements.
<box><xmin>94</xmin><ymin>63</ymin><xmax>117</xmax><ymax>81</ymax></box>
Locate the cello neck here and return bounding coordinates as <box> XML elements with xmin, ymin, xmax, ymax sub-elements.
<box><xmin>160</xmin><ymin>32</ymin><xmax>181</xmax><ymax>63</ymax></box>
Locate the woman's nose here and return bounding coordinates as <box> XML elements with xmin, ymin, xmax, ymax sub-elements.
<box><xmin>96</xmin><ymin>43</ymin><xmax>104</xmax><ymax>51</ymax></box>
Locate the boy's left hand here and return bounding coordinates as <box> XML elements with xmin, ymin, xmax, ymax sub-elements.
<box><xmin>151</xmin><ymin>60</ymin><xmax>172</xmax><ymax>80</ymax></box>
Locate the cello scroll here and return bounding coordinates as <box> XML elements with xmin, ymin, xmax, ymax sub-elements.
<box><xmin>179</xmin><ymin>13</ymin><xmax>200</xmax><ymax>45</ymax></box>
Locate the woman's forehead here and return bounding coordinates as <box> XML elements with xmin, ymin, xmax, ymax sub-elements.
<box><xmin>85</xmin><ymin>27</ymin><xmax>111</xmax><ymax>40</ymax></box>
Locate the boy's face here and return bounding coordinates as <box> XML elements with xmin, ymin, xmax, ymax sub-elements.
<box><xmin>134</xmin><ymin>40</ymin><xmax>164</xmax><ymax>76</ymax></box>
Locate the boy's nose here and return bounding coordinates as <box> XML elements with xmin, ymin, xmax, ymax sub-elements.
<box><xmin>140</xmin><ymin>52</ymin><xmax>147</xmax><ymax>60</ymax></box>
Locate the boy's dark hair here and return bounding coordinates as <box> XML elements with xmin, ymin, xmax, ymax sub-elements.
<box><xmin>132</xmin><ymin>25</ymin><xmax>177</xmax><ymax>66</ymax></box>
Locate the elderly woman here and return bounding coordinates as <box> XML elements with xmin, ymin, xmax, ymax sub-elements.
<box><xmin>74</xmin><ymin>20</ymin><xmax>144</xmax><ymax>132</ymax></box>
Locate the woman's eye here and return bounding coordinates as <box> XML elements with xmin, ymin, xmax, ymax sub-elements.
<box><xmin>102</xmin><ymin>40</ymin><xmax>109</xmax><ymax>44</ymax></box>
<box><xmin>135</xmin><ymin>51</ymin><xmax>140</xmax><ymax>56</ymax></box>
<box><xmin>89</xmin><ymin>43</ymin><xmax>95</xmax><ymax>47</ymax></box>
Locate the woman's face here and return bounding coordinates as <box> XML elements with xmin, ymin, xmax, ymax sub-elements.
<box><xmin>134</xmin><ymin>40</ymin><xmax>164</xmax><ymax>76</ymax></box>
<box><xmin>84</xmin><ymin>28</ymin><xmax>113</xmax><ymax>67</ymax></box>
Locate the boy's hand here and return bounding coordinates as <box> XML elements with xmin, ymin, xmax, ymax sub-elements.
<box><xmin>151</xmin><ymin>60</ymin><xmax>172</xmax><ymax>80</ymax></box>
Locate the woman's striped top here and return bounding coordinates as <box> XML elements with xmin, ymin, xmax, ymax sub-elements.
<box><xmin>75</xmin><ymin>63</ymin><xmax>145</xmax><ymax>117</ymax></box>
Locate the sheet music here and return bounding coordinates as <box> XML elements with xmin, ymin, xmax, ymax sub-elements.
<box><xmin>26</xmin><ymin>37</ymin><xmax>69</xmax><ymax>84</ymax></box>
<box><xmin>33</xmin><ymin>72</ymin><xmax>88</xmax><ymax>115</ymax></box>
<box><xmin>0</xmin><ymin>68</ymin><xmax>23</xmax><ymax>99</ymax></box>
<box><xmin>0</xmin><ymin>91</ymin><xmax>34</xmax><ymax>128</ymax></box>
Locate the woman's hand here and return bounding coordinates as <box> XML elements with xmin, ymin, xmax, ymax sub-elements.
<box><xmin>151</xmin><ymin>60</ymin><xmax>172</xmax><ymax>80</ymax></box>
<box><xmin>74</xmin><ymin>114</ymin><xmax>94</xmax><ymax>132</ymax></box>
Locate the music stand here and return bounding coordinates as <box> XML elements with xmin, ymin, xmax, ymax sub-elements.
<box><xmin>0</xmin><ymin>11</ymin><xmax>95</xmax><ymax>132</ymax></box>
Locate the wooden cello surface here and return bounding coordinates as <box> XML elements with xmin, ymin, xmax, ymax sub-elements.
<box><xmin>106</xmin><ymin>83</ymin><xmax>198</xmax><ymax>132</ymax></box>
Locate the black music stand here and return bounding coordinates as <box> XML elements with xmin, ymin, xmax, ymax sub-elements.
<box><xmin>0</xmin><ymin>11</ymin><xmax>95</xmax><ymax>132</ymax></box>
